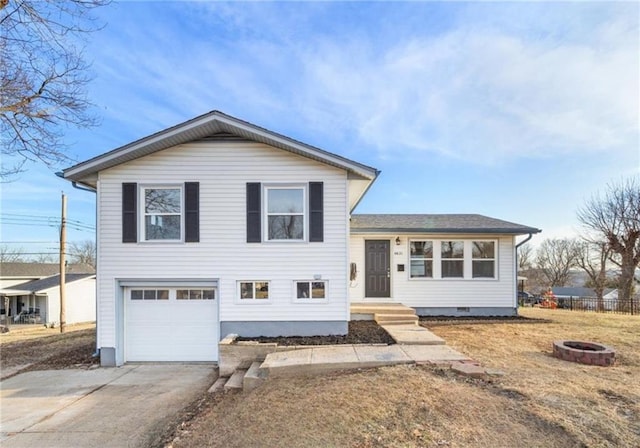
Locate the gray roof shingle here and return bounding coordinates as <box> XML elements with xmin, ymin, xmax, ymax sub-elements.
<box><xmin>351</xmin><ymin>214</ymin><xmax>541</xmax><ymax>235</ymax></box>
<box><xmin>0</xmin><ymin>263</ymin><xmax>95</xmax><ymax>278</ymax></box>
<box><xmin>3</xmin><ymin>274</ymin><xmax>95</xmax><ymax>294</ymax></box>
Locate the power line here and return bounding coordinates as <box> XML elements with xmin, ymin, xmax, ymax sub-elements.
<box><xmin>0</xmin><ymin>241</ymin><xmax>59</xmax><ymax>244</ymax></box>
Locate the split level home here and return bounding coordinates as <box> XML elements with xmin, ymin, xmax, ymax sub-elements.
<box><xmin>62</xmin><ymin>111</ymin><xmax>540</xmax><ymax>366</ymax></box>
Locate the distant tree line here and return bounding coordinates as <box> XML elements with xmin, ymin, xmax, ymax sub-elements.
<box><xmin>0</xmin><ymin>240</ymin><xmax>96</xmax><ymax>268</ymax></box>
<box><xmin>519</xmin><ymin>177</ymin><xmax>640</xmax><ymax>303</ymax></box>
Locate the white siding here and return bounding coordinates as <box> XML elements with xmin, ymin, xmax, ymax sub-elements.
<box><xmin>349</xmin><ymin>234</ymin><xmax>516</xmax><ymax>308</ymax></box>
<box><xmin>44</xmin><ymin>277</ymin><xmax>96</xmax><ymax>325</ymax></box>
<box><xmin>97</xmin><ymin>141</ymin><xmax>349</xmax><ymax>348</ymax></box>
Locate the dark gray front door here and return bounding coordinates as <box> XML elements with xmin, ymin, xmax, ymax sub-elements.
<box><xmin>365</xmin><ymin>240</ymin><xmax>391</xmax><ymax>298</ymax></box>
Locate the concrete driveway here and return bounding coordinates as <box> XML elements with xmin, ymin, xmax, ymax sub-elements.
<box><xmin>1</xmin><ymin>364</ymin><xmax>216</xmax><ymax>447</ymax></box>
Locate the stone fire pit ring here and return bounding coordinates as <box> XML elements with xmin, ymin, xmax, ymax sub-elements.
<box><xmin>553</xmin><ymin>340</ymin><xmax>615</xmax><ymax>367</ymax></box>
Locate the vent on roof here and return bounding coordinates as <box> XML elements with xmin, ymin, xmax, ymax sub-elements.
<box><xmin>195</xmin><ymin>132</ymin><xmax>249</xmax><ymax>142</ymax></box>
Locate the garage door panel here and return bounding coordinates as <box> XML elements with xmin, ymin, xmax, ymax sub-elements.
<box><xmin>125</xmin><ymin>287</ymin><xmax>219</xmax><ymax>362</ymax></box>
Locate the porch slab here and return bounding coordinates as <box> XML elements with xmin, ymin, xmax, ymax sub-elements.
<box><xmin>381</xmin><ymin>324</ymin><xmax>446</xmax><ymax>345</ymax></box>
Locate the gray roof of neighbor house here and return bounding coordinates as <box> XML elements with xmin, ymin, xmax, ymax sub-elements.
<box><xmin>350</xmin><ymin>214</ymin><xmax>541</xmax><ymax>235</ymax></box>
<box><xmin>0</xmin><ymin>263</ymin><xmax>95</xmax><ymax>278</ymax></box>
<box><xmin>552</xmin><ymin>287</ymin><xmax>616</xmax><ymax>298</ymax></box>
<box><xmin>63</xmin><ymin>110</ymin><xmax>379</xmax><ymax>185</ymax></box>
<box><xmin>2</xmin><ymin>274</ymin><xmax>95</xmax><ymax>294</ymax></box>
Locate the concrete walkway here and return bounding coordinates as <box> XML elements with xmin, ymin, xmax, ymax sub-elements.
<box><xmin>1</xmin><ymin>364</ymin><xmax>215</xmax><ymax>448</ymax></box>
<box><xmin>379</xmin><ymin>323</ymin><xmax>446</xmax><ymax>345</ymax></box>
<box><xmin>261</xmin><ymin>343</ymin><xmax>471</xmax><ymax>378</ymax></box>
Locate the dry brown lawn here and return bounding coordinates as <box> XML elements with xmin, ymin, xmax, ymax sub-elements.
<box><xmin>170</xmin><ymin>309</ymin><xmax>640</xmax><ymax>448</ymax></box>
<box><xmin>0</xmin><ymin>323</ymin><xmax>97</xmax><ymax>379</ymax></box>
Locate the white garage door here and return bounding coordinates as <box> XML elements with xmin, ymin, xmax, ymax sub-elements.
<box><xmin>125</xmin><ymin>287</ymin><xmax>218</xmax><ymax>362</ymax></box>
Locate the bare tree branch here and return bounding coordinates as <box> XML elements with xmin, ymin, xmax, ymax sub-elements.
<box><xmin>68</xmin><ymin>239</ymin><xmax>96</xmax><ymax>268</ymax></box>
<box><xmin>0</xmin><ymin>0</ymin><xmax>109</xmax><ymax>179</ymax></box>
<box><xmin>577</xmin><ymin>177</ymin><xmax>640</xmax><ymax>301</ymax></box>
<box><xmin>0</xmin><ymin>245</ymin><xmax>25</xmax><ymax>262</ymax></box>
<box><xmin>535</xmin><ymin>238</ymin><xmax>581</xmax><ymax>287</ymax></box>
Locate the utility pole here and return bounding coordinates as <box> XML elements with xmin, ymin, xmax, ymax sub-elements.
<box><xmin>60</xmin><ymin>192</ymin><xmax>67</xmax><ymax>333</ymax></box>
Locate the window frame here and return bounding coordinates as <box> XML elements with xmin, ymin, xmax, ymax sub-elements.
<box><xmin>441</xmin><ymin>240</ymin><xmax>465</xmax><ymax>279</ymax></box>
<box><xmin>263</xmin><ymin>184</ymin><xmax>307</xmax><ymax>242</ymax></box>
<box><xmin>471</xmin><ymin>240</ymin><xmax>497</xmax><ymax>279</ymax></box>
<box><xmin>176</xmin><ymin>288</ymin><xmax>216</xmax><ymax>300</ymax></box>
<box><xmin>407</xmin><ymin>239</ymin><xmax>499</xmax><ymax>281</ymax></box>
<box><xmin>236</xmin><ymin>281</ymin><xmax>271</xmax><ymax>304</ymax></box>
<box><xmin>409</xmin><ymin>240</ymin><xmax>434</xmax><ymax>279</ymax></box>
<box><xmin>293</xmin><ymin>280</ymin><xmax>329</xmax><ymax>303</ymax></box>
<box><xmin>139</xmin><ymin>184</ymin><xmax>184</xmax><ymax>242</ymax></box>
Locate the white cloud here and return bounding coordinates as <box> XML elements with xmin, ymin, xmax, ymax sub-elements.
<box><xmin>295</xmin><ymin>13</ymin><xmax>638</xmax><ymax>165</ymax></box>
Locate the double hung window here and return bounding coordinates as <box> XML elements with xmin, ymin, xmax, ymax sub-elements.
<box><xmin>472</xmin><ymin>241</ymin><xmax>495</xmax><ymax>278</ymax></box>
<box><xmin>265</xmin><ymin>186</ymin><xmax>305</xmax><ymax>241</ymax></box>
<box><xmin>441</xmin><ymin>241</ymin><xmax>464</xmax><ymax>278</ymax></box>
<box><xmin>410</xmin><ymin>241</ymin><xmax>433</xmax><ymax>278</ymax></box>
<box><xmin>142</xmin><ymin>187</ymin><xmax>182</xmax><ymax>241</ymax></box>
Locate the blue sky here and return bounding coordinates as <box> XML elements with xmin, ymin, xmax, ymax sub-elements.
<box><xmin>1</xmin><ymin>1</ymin><xmax>638</xmax><ymax>256</ymax></box>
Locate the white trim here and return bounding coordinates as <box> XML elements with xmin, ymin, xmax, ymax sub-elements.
<box><xmin>293</xmin><ymin>280</ymin><xmax>329</xmax><ymax>303</ymax></box>
<box><xmin>406</xmin><ymin>239</ymin><xmax>499</xmax><ymax>281</ymax></box>
<box><xmin>235</xmin><ymin>280</ymin><xmax>272</xmax><ymax>304</ymax></box>
<box><xmin>263</xmin><ymin>184</ymin><xmax>307</xmax><ymax>242</ymax></box>
<box><xmin>63</xmin><ymin>111</ymin><xmax>378</xmax><ymax>182</ymax></box>
<box><xmin>139</xmin><ymin>184</ymin><xmax>184</xmax><ymax>243</ymax></box>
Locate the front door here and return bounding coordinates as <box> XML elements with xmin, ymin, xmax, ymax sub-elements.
<box><xmin>365</xmin><ymin>240</ymin><xmax>391</xmax><ymax>298</ymax></box>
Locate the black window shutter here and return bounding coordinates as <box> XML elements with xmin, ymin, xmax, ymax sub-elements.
<box><xmin>122</xmin><ymin>183</ymin><xmax>137</xmax><ymax>243</ymax></box>
<box><xmin>184</xmin><ymin>182</ymin><xmax>200</xmax><ymax>242</ymax></box>
<box><xmin>309</xmin><ymin>182</ymin><xmax>324</xmax><ymax>242</ymax></box>
<box><xmin>246</xmin><ymin>183</ymin><xmax>261</xmax><ymax>243</ymax></box>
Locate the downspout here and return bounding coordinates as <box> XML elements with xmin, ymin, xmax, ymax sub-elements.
<box><xmin>516</xmin><ymin>233</ymin><xmax>534</xmax><ymax>249</ymax></box>
<box><xmin>55</xmin><ymin>171</ymin><xmax>99</xmax><ymax>357</ymax></box>
<box><xmin>514</xmin><ymin>233</ymin><xmax>534</xmax><ymax>314</ymax></box>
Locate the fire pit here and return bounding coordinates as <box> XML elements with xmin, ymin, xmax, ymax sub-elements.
<box><xmin>553</xmin><ymin>340</ymin><xmax>615</xmax><ymax>366</ymax></box>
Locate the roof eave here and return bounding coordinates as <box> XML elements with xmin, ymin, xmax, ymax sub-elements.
<box><xmin>350</xmin><ymin>227</ymin><xmax>542</xmax><ymax>235</ymax></box>
<box><xmin>63</xmin><ymin>110</ymin><xmax>378</xmax><ymax>181</ymax></box>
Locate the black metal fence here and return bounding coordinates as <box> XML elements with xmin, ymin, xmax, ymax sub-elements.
<box><xmin>519</xmin><ymin>296</ymin><xmax>636</xmax><ymax>315</ymax></box>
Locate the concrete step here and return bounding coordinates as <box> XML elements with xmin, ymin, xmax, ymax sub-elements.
<box><xmin>243</xmin><ymin>361</ymin><xmax>267</xmax><ymax>392</ymax></box>
<box><xmin>207</xmin><ymin>377</ymin><xmax>227</xmax><ymax>394</ymax></box>
<box><xmin>377</xmin><ymin>319</ymin><xmax>419</xmax><ymax>326</ymax></box>
<box><xmin>224</xmin><ymin>369</ymin><xmax>247</xmax><ymax>391</ymax></box>
<box><xmin>375</xmin><ymin>313</ymin><xmax>419</xmax><ymax>325</ymax></box>
<box><xmin>351</xmin><ymin>304</ymin><xmax>416</xmax><ymax>316</ymax></box>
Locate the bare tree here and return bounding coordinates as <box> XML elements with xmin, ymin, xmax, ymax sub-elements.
<box><xmin>517</xmin><ymin>242</ymin><xmax>533</xmax><ymax>270</ymax></box>
<box><xmin>68</xmin><ymin>240</ymin><xmax>96</xmax><ymax>268</ymax></box>
<box><xmin>32</xmin><ymin>253</ymin><xmax>58</xmax><ymax>263</ymax></box>
<box><xmin>578</xmin><ymin>177</ymin><xmax>640</xmax><ymax>301</ymax></box>
<box><xmin>0</xmin><ymin>245</ymin><xmax>25</xmax><ymax>262</ymax></box>
<box><xmin>576</xmin><ymin>241</ymin><xmax>612</xmax><ymax>310</ymax></box>
<box><xmin>0</xmin><ymin>0</ymin><xmax>109</xmax><ymax>178</ymax></box>
<box><xmin>535</xmin><ymin>238</ymin><xmax>581</xmax><ymax>287</ymax></box>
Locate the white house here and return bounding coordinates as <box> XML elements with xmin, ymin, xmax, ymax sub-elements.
<box><xmin>62</xmin><ymin>111</ymin><xmax>540</xmax><ymax>366</ymax></box>
<box><xmin>0</xmin><ymin>262</ymin><xmax>94</xmax><ymax>289</ymax></box>
<box><xmin>1</xmin><ymin>273</ymin><xmax>96</xmax><ymax>325</ymax></box>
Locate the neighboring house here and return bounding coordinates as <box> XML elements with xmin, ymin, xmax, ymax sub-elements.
<box><xmin>61</xmin><ymin>111</ymin><xmax>540</xmax><ymax>366</ymax></box>
<box><xmin>552</xmin><ymin>287</ymin><xmax>618</xmax><ymax>300</ymax></box>
<box><xmin>0</xmin><ymin>262</ymin><xmax>94</xmax><ymax>289</ymax></box>
<box><xmin>1</xmin><ymin>273</ymin><xmax>96</xmax><ymax>325</ymax></box>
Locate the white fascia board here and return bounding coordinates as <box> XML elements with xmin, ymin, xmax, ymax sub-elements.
<box><xmin>64</xmin><ymin>111</ymin><xmax>378</xmax><ymax>181</ymax></box>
